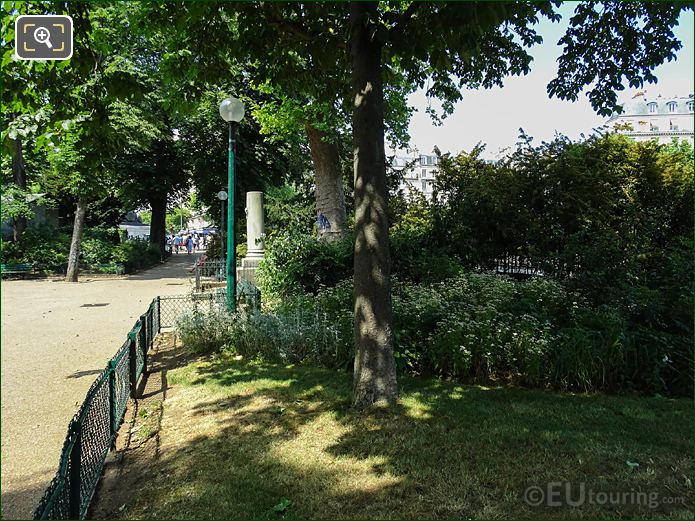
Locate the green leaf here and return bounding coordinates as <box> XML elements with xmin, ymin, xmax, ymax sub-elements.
<box><xmin>272</xmin><ymin>498</ymin><xmax>292</xmax><ymax>513</ymax></box>
<box><xmin>2</xmin><ymin>48</ymin><xmax>14</xmax><ymax>67</ymax></box>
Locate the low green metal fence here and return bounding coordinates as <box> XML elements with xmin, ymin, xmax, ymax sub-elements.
<box><xmin>33</xmin><ymin>297</ymin><xmax>161</xmax><ymax>519</ymax></box>
<box><xmin>159</xmin><ymin>291</ymin><xmax>226</xmax><ymax>328</ymax></box>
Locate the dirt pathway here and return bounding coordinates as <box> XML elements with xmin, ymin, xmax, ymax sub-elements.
<box><xmin>0</xmin><ymin>253</ymin><xmax>200</xmax><ymax>520</ymax></box>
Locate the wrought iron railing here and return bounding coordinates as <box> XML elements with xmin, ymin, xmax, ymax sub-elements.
<box><xmin>193</xmin><ymin>259</ymin><xmax>226</xmax><ymax>291</ymax></box>
<box><xmin>34</xmin><ymin>290</ymin><xmax>251</xmax><ymax>519</ymax></box>
<box><xmin>33</xmin><ymin>298</ymin><xmax>160</xmax><ymax>519</ymax></box>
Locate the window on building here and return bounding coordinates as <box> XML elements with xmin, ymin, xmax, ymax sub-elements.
<box><xmin>688</xmin><ymin>101</ymin><xmax>694</xmax><ymax>112</ymax></box>
<box><xmin>421</xmin><ymin>180</ymin><xmax>426</xmax><ymax>191</ymax></box>
<box><xmin>667</xmin><ymin>102</ymin><xmax>677</xmax><ymax>113</ymax></box>
<box><xmin>650</xmin><ymin>123</ymin><xmax>659</xmax><ymax>131</ymax></box>
<box><xmin>648</xmin><ymin>102</ymin><xmax>657</xmax><ymax>113</ymax></box>
<box><xmin>670</xmin><ymin>120</ymin><xmax>679</xmax><ymax>131</ymax></box>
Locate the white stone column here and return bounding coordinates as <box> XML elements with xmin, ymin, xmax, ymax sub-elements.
<box><xmin>245</xmin><ymin>191</ymin><xmax>264</xmax><ymax>260</ymax></box>
<box><xmin>238</xmin><ymin>192</ymin><xmax>264</xmax><ymax>285</ymax></box>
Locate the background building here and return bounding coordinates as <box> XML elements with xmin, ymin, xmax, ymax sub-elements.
<box><xmin>606</xmin><ymin>92</ymin><xmax>694</xmax><ymax>145</ymax></box>
<box><xmin>391</xmin><ymin>148</ymin><xmax>439</xmax><ymax>198</ymax></box>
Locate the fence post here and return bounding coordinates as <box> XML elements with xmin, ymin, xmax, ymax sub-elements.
<box><xmin>108</xmin><ymin>360</ymin><xmax>117</xmax><ymax>442</ymax></box>
<box><xmin>128</xmin><ymin>332</ymin><xmax>137</xmax><ymax>398</ymax></box>
<box><xmin>156</xmin><ymin>296</ymin><xmax>161</xmax><ymax>334</ymax></box>
<box><xmin>145</xmin><ymin>309</ymin><xmax>151</xmax><ymax>348</ymax></box>
<box><xmin>195</xmin><ymin>263</ymin><xmax>201</xmax><ymax>291</ymax></box>
<box><xmin>140</xmin><ymin>315</ymin><xmax>148</xmax><ymax>374</ymax></box>
<box><xmin>68</xmin><ymin>422</ymin><xmax>82</xmax><ymax>519</ymax></box>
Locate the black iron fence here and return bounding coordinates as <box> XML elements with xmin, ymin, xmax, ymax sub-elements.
<box><xmin>492</xmin><ymin>255</ymin><xmax>576</xmax><ymax>278</ymax></box>
<box><xmin>193</xmin><ymin>259</ymin><xmax>225</xmax><ymax>291</ymax></box>
<box><xmin>34</xmin><ymin>292</ymin><xmax>235</xmax><ymax>519</ymax></box>
<box><xmin>33</xmin><ymin>298</ymin><xmax>160</xmax><ymax>519</ymax></box>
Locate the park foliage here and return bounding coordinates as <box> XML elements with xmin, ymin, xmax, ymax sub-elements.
<box><xmin>0</xmin><ymin>224</ymin><xmax>161</xmax><ymax>274</ymax></box>
<box><xmin>180</xmin><ymin>133</ymin><xmax>693</xmax><ymax>397</ymax></box>
<box><xmin>3</xmin><ymin>1</ymin><xmax>693</xmax><ymax>405</ymax></box>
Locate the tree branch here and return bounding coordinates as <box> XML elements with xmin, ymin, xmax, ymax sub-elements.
<box><xmin>268</xmin><ymin>15</ymin><xmax>347</xmax><ymax>51</ymax></box>
<box><xmin>269</xmin><ymin>17</ymin><xmax>317</xmax><ymax>42</ymax></box>
<box><xmin>388</xmin><ymin>1</ymin><xmax>422</xmax><ymax>41</ymax></box>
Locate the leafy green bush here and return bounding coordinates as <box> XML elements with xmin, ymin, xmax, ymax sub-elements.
<box><xmin>111</xmin><ymin>239</ymin><xmax>161</xmax><ymax>273</ymax></box>
<box><xmin>81</xmin><ymin>237</ymin><xmax>117</xmax><ymax>266</ymax></box>
<box><xmin>226</xmin><ymin>308</ymin><xmax>353</xmax><ymax>369</ymax></box>
<box><xmin>257</xmin><ymin>233</ymin><xmax>353</xmax><ymax>300</ymax></box>
<box><xmin>176</xmin><ymin>309</ymin><xmax>235</xmax><ymax>354</ymax></box>
<box><xmin>218</xmin><ymin>271</ymin><xmax>690</xmax><ymax>395</ymax></box>
<box><xmin>1</xmin><ymin>225</ymin><xmax>159</xmax><ymax>274</ymax></box>
<box><xmin>432</xmin><ymin>134</ymin><xmax>693</xmax><ymax>308</ymax></box>
<box><xmin>1</xmin><ymin>224</ymin><xmax>70</xmax><ymax>271</ymax></box>
<box><xmin>175</xmin><ymin>301</ymin><xmax>353</xmax><ymax>367</ymax></box>
<box><xmin>257</xmin><ymin>230</ymin><xmax>464</xmax><ymax>301</ymax></box>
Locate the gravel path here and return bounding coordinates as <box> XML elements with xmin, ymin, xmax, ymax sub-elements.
<box><xmin>0</xmin><ymin>253</ymin><xmax>201</xmax><ymax>520</ymax></box>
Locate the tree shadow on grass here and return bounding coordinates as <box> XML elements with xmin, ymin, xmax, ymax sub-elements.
<box><xmin>95</xmin><ymin>355</ymin><xmax>693</xmax><ymax>520</ymax></box>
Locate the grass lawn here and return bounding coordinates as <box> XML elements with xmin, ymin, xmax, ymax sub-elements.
<box><xmin>96</xmin><ymin>345</ymin><xmax>693</xmax><ymax>519</ymax></box>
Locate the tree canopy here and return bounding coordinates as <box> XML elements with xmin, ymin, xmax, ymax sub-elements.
<box><xmin>2</xmin><ymin>0</ymin><xmax>690</xmax><ymax>404</ymax></box>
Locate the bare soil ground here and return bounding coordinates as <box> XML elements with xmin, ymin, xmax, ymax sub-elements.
<box><xmin>89</xmin><ymin>332</ymin><xmax>198</xmax><ymax>519</ymax></box>
<box><xmin>0</xmin><ymin>253</ymin><xmax>199</xmax><ymax>520</ymax></box>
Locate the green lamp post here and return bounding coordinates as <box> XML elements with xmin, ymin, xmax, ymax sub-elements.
<box><xmin>219</xmin><ymin>96</ymin><xmax>245</xmax><ymax>311</ymax></box>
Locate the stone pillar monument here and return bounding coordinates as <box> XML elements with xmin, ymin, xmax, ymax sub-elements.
<box><xmin>237</xmin><ymin>191</ymin><xmax>264</xmax><ymax>284</ymax></box>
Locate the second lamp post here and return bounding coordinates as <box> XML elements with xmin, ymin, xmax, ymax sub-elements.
<box><xmin>219</xmin><ymin>96</ymin><xmax>245</xmax><ymax>311</ymax></box>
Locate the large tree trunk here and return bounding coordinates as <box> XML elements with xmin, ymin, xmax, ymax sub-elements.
<box><xmin>65</xmin><ymin>197</ymin><xmax>87</xmax><ymax>282</ymax></box>
<box><xmin>12</xmin><ymin>138</ymin><xmax>27</xmax><ymax>240</ymax></box>
<box><xmin>305</xmin><ymin>123</ymin><xmax>347</xmax><ymax>240</ymax></box>
<box><xmin>350</xmin><ymin>1</ymin><xmax>398</xmax><ymax>408</ymax></box>
<box><xmin>149</xmin><ymin>194</ymin><xmax>167</xmax><ymax>259</ymax></box>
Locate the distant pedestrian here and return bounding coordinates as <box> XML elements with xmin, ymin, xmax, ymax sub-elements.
<box><xmin>173</xmin><ymin>235</ymin><xmax>181</xmax><ymax>254</ymax></box>
<box><xmin>186</xmin><ymin>235</ymin><xmax>193</xmax><ymax>254</ymax></box>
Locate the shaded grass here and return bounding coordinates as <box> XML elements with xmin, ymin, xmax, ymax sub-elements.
<box><xmin>106</xmin><ymin>353</ymin><xmax>693</xmax><ymax>519</ymax></box>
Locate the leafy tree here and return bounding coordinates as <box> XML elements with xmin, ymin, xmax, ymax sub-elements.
<box><xmin>2</xmin><ymin>2</ymin><xmax>151</xmax><ymax>280</ymax></box>
<box><xmin>134</xmin><ymin>1</ymin><xmax>692</xmax><ymax>407</ymax></box>
<box><xmin>166</xmin><ymin>206</ymin><xmax>192</xmax><ymax>232</ymax></box>
<box><xmin>2</xmin><ymin>2</ymin><xmax>71</xmax><ymax>240</ymax></box>
<box><xmin>138</xmin><ymin>2</ymin><xmax>415</xmax><ymax>241</ymax></box>
<box><xmin>111</xmin><ymin>95</ymin><xmax>188</xmax><ymax>257</ymax></box>
<box><xmin>174</xmin><ymin>89</ymin><xmax>303</xmax><ymax>236</ymax></box>
<box><xmin>235</xmin><ymin>1</ymin><xmax>690</xmax><ymax>407</ymax></box>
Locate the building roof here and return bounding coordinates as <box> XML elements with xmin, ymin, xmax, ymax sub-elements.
<box><xmin>608</xmin><ymin>93</ymin><xmax>694</xmax><ymax>121</ymax></box>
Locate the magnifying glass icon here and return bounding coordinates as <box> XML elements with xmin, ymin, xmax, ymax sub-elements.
<box><xmin>34</xmin><ymin>26</ymin><xmax>53</xmax><ymax>49</ymax></box>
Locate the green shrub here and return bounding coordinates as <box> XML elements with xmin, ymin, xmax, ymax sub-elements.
<box><xmin>1</xmin><ymin>225</ymin><xmax>160</xmax><ymax>274</ymax></box>
<box><xmin>226</xmin><ymin>308</ymin><xmax>353</xmax><ymax>369</ymax></box>
<box><xmin>257</xmin><ymin>233</ymin><xmax>353</xmax><ymax>300</ymax></box>
<box><xmin>111</xmin><ymin>239</ymin><xmax>161</xmax><ymax>273</ymax></box>
<box><xmin>432</xmin><ymin>135</ymin><xmax>693</xmax><ymax>309</ymax></box>
<box><xmin>176</xmin><ymin>309</ymin><xmax>235</xmax><ymax>354</ymax></box>
<box><xmin>1</xmin><ymin>224</ymin><xmax>70</xmax><ymax>271</ymax></box>
<box><xmin>81</xmin><ymin>237</ymin><xmax>117</xmax><ymax>267</ymax></box>
<box><xmin>177</xmin><ymin>270</ymin><xmax>691</xmax><ymax>396</ymax></box>
<box><xmin>257</xmin><ymin>230</ymin><xmax>465</xmax><ymax>301</ymax></box>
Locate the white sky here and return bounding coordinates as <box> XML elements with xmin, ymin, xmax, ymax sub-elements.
<box><xmin>403</xmin><ymin>5</ymin><xmax>695</xmax><ymax>159</ymax></box>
